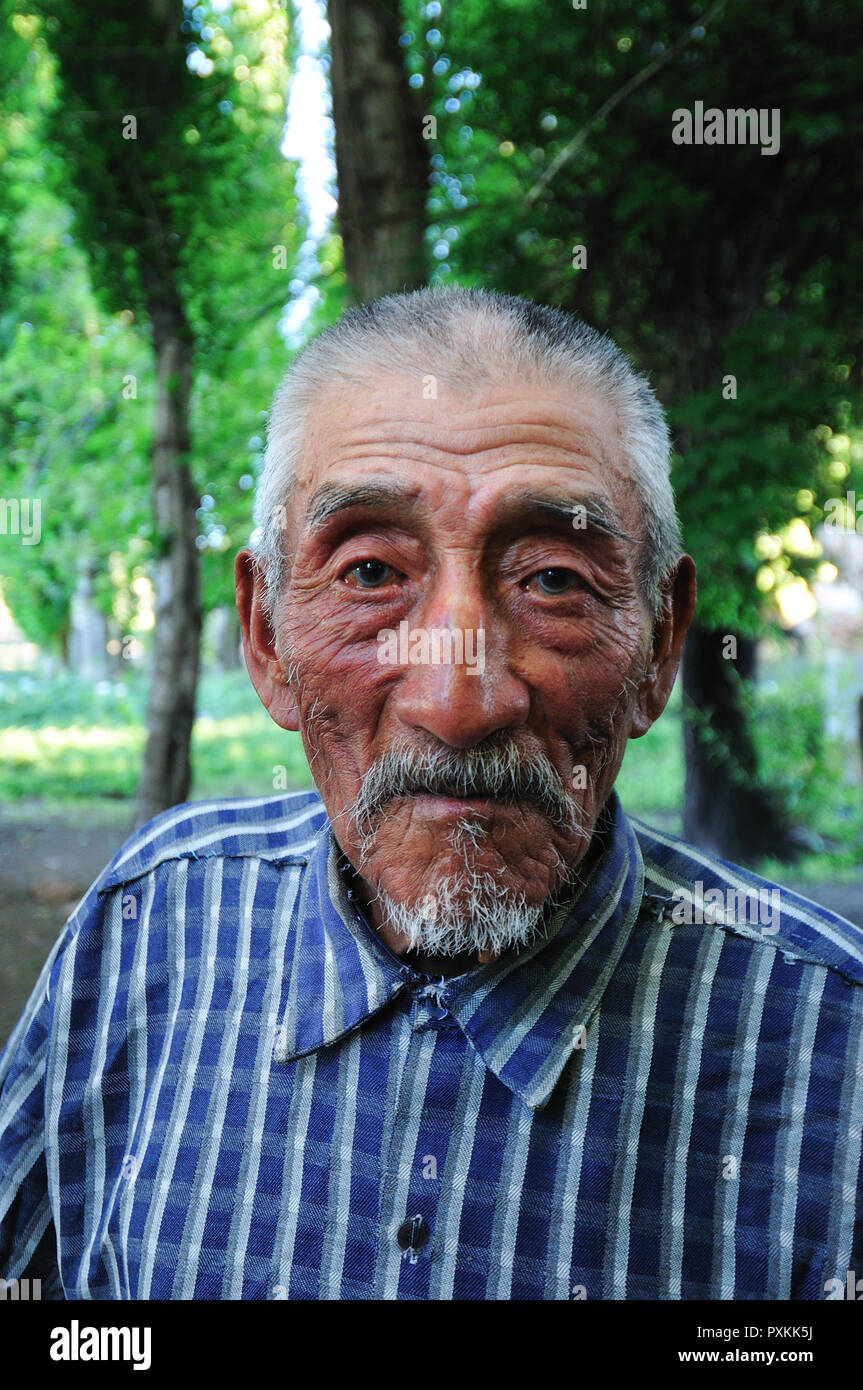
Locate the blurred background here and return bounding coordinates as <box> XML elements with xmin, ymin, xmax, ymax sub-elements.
<box><xmin>1</xmin><ymin>0</ymin><xmax>861</xmax><ymax>1046</ymax></box>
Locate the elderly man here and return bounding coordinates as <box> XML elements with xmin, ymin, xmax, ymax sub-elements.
<box><xmin>1</xmin><ymin>289</ymin><xmax>861</xmax><ymax>1302</ymax></box>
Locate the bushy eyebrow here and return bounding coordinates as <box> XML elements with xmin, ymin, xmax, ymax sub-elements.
<box><xmin>304</xmin><ymin>478</ymin><xmax>633</xmax><ymax>545</ymax></box>
<box><xmin>508</xmin><ymin>492</ymin><xmax>633</xmax><ymax>544</ymax></box>
<box><xmin>305</xmin><ymin>481</ymin><xmax>422</xmax><ymax>530</ymax></box>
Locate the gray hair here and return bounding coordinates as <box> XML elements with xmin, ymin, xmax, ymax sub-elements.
<box><xmin>253</xmin><ymin>287</ymin><xmax>682</xmax><ymax>615</ymax></box>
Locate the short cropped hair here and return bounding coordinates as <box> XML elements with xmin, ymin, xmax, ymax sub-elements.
<box><xmin>253</xmin><ymin>287</ymin><xmax>682</xmax><ymax>615</ymax></box>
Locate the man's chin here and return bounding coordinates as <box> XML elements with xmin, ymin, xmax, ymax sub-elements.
<box><xmin>373</xmin><ymin>869</ymin><xmax>549</xmax><ymax>960</ymax></box>
<box><xmin>351</xmin><ymin>796</ymin><xmax>584</xmax><ymax>956</ymax></box>
<box><xmin>367</xmin><ymin>839</ymin><xmax>578</xmax><ymax>959</ymax></box>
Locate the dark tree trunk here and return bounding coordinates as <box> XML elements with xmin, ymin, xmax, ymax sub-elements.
<box><xmin>327</xmin><ymin>0</ymin><xmax>427</xmax><ymax>300</ymax></box>
<box><xmin>135</xmin><ymin>285</ymin><xmax>200</xmax><ymax>827</ymax></box>
<box><xmin>209</xmin><ymin>605</ymin><xmax>242</xmax><ymax>671</ymax></box>
<box><xmin>682</xmin><ymin>623</ymin><xmax>800</xmax><ymax>863</ymax></box>
<box><xmin>41</xmin><ymin>0</ymin><xmax>205</xmax><ymax>826</ymax></box>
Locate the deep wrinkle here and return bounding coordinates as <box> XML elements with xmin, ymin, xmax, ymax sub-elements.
<box><xmin>237</xmin><ymin>372</ymin><xmax>695</xmax><ymax>971</ymax></box>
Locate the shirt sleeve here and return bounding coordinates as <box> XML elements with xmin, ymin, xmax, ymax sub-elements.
<box><xmin>0</xmin><ymin>912</ymin><xmax>78</xmax><ymax>1299</ymax></box>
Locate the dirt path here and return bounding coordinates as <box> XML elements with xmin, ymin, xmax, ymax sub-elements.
<box><xmin>0</xmin><ymin>810</ymin><xmax>131</xmax><ymax>1049</ymax></box>
<box><xmin>1</xmin><ymin>808</ymin><xmax>861</xmax><ymax>1051</ymax></box>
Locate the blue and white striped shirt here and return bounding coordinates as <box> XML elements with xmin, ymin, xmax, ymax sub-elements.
<box><xmin>1</xmin><ymin>789</ymin><xmax>861</xmax><ymax>1300</ymax></box>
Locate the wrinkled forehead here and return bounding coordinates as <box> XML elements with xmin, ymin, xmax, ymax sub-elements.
<box><xmin>288</xmin><ymin>371</ymin><xmax>639</xmax><ymax>535</ymax></box>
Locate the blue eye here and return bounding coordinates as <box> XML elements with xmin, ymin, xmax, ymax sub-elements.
<box><xmin>533</xmin><ymin>568</ymin><xmax>579</xmax><ymax>595</ymax></box>
<box><xmin>346</xmin><ymin>559</ymin><xmax>394</xmax><ymax>588</ymax></box>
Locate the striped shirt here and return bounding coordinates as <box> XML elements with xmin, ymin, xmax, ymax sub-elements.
<box><xmin>1</xmin><ymin>788</ymin><xmax>861</xmax><ymax>1300</ymax></box>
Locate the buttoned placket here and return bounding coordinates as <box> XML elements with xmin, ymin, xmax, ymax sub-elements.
<box><xmin>339</xmin><ymin>862</ymin><xmax>472</xmax><ymax>1279</ymax></box>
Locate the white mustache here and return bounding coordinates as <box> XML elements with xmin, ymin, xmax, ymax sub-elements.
<box><xmin>346</xmin><ymin>739</ymin><xmax>581</xmax><ymax>842</ymax></box>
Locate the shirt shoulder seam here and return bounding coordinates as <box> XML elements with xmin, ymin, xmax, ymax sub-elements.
<box><xmin>97</xmin><ymin>848</ymin><xmax>312</xmax><ymax>895</ymax></box>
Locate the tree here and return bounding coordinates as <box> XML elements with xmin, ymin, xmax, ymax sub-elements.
<box><xmin>410</xmin><ymin>0</ymin><xmax>863</xmax><ymax>861</ymax></box>
<box><xmin>0</xmin><ymin>11</ymin><xmax>148</xmax><ymax>661</ymax></box>
<box><xmin>327</xmin><ymin>0</ymin><xmax>427</xmax><ymax>299</ymax></box>
<box><xmin>26</xmin><ymin>0</ymin><xmax>298</xmax><ymax>823</ymax></box>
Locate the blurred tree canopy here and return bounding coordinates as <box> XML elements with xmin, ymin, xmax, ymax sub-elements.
<box><xmin>1</xmin><ymin>1</ymin><xmax>305</xmax><ymax>646</ymax></box>
<box><xmin>0</xmin><ymin>0</ymin><xmax>304</xmax><ymax>818</ymax></box>
<box><xmin>405</xmin><ymin>0</ymin><xmax>863</xmax><ymax>856</ymax></box>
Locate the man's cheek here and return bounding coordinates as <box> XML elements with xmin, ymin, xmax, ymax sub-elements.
<box><xmin>561</xmin><ymin>626</ymin><xmax>642</xmax><ymax>701</ymax></box>
<box><xmin>283</xmin><ymin>612</ymin><xmax>390</xmax><ymax>700</ymax></box>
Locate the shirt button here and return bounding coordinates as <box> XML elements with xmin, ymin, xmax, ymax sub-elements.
<box><xmin>396</xmin><ymin>1214</ymin><xmax>430</xmax><ymax>1260</ymax></box>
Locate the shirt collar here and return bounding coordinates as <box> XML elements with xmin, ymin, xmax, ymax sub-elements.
<box><xmin>278</xmin><ymin>791</ymin><xmax>645</xmax><ymax>1112</ymax></box>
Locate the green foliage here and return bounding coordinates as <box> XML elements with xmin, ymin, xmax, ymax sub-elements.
<box><xmin>412</xmin><ymin>0</ymin><xmax>863</xmax><ymax>634</ymax></box>
<box><xmin>0</xmin><ymin>1</ymin><xmax>305</xmax><ymax>643</ymax></box>
<box><xmin>0</xmin><ymin>202</ymin><xmax>153</xmax><ymax>648</ymax></box>
<box><xmin>753</xmin><ymin>656</ymin><xmax>863</xmax><ymax>868</ymax></box>
<box><xmin>25</xmin><ymin>1</ymin><xmax>299</xmax><ymax>333</ymax></box>
<box><xmin>616</xmin><ymin>679</ymin><xmax>684</xmax><ymax>825</ymax></box>
<box><xmin>0</xmin><ymin>669</ymin><xmax>312</xmax><ymax>801</ymax></box>
<box><xmin>670</xmin><ymin>304</ymin><xmax>863</xmax><ymax>630</ymax></box>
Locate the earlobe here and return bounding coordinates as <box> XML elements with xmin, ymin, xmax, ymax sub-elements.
<box><xmin>235</xmin><ymin>548</ymin><xmax>301</xmax><ymax>732</ymax></box>
<box><xmin>270</xmin><ymin>676</ymin><xmax>301</xmax><ymax>733</ymax></box>
<box><xmin>629</xmin><ymin>673</ymin><xmax>661</xmax><ymax>740</ymax></box>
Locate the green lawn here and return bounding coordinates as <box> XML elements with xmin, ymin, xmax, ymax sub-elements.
<box><xmin>0</xmin><ymin>669</ymin><xmax>309</xmax><ymax>804</ymax></box>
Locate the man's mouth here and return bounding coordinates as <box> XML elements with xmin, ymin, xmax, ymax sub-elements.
<box><xmin>398</xmin><ymin>790</ymin><xmax>531</xmax><ymax>815</ymax></box>
<box><xmin>348</xmin><ymin>744</ymin><xmax>580</xmax><ymax>842</ymax></box>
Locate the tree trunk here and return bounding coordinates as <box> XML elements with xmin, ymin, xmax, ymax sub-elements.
<box><xmin>682</xmin><ymin>623</ymin><xmax>800</xmax><ymax>863</ymax></box>
<box><xmin>69</xmin><ymin>560</ymin><xmax>109</xmax><ymax>681</ymax></box>
<box><xmin>327</xmin><ymin>0</ymin><xmax>427</xmax><ymax>300</ymax></box>
<box><xmin>135</xmin><ymin>287</ymin><xmax>200</xmax><ymax>827</ymax></box>
<box><xmin>210</xmin><ymin>605</ymin><xmax>242</xmax><ymax>671</ymax></box>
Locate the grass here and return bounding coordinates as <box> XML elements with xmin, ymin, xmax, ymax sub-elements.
<box><xmin>0</xmin><ymin>669</ymin><xmax>310</xmax><ymax>804</ymax></box>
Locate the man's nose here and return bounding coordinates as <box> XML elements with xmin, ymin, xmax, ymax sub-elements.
<box><xmin>390</xmin><ymin>580</ymin><xmax>530</xmax><ymax>748</ymax></box>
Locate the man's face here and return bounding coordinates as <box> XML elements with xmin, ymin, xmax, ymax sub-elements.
<box><xmin>237</xmin><ymin>372</ymin><xmax>694</xmax><ymax>960</ymax></box>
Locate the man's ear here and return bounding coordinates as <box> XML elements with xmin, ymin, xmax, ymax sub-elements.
<box><xmin>629</xmin><ymin>554</ymin><xmax>697</xmax><ymax>739</ymax></box>
<box><xmin>235</xmin><ymin>549</ymin><xmax>300</xmax><ymax>732</ymax></box>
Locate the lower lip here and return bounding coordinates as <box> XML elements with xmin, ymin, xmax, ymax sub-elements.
<box><xmin>406</xmin><ymin>794</ymin><xmax>512</xmax><ymax>816</ymax></box>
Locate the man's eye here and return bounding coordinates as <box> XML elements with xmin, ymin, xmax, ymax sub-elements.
<box><xmin>344</xmin><ymin>559</ymin><xmax>395</xmax><ymax>589</ymax></box>
<box><xmin>527</xmin><ymin>568</ymin><xmax>583</xmax><ymax>595</ymax></box>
